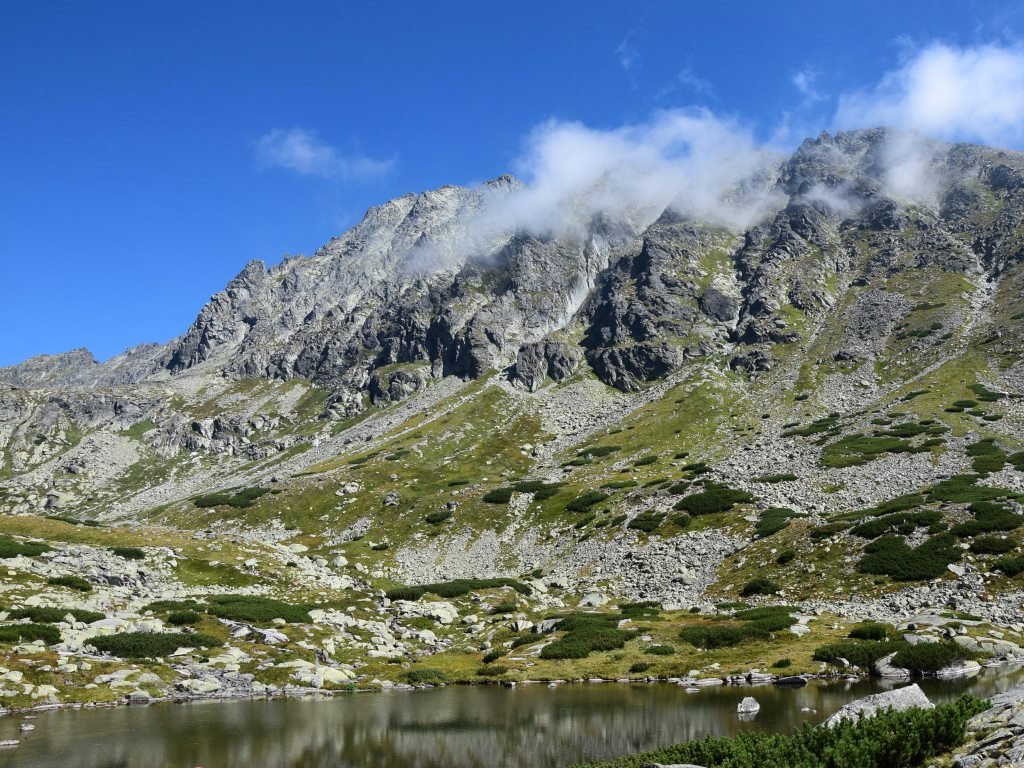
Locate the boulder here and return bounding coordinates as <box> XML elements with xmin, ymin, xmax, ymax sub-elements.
<box><xmin>825</xmin><ymin>684</ymin><xmax>933</xmax><ymax>727</ymax></box>
<box><xmin>737</xmin><ymin>696</ymin><xmax>760</xmax><ymax>715</ymax></box>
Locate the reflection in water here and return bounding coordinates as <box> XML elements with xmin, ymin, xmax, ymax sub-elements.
<box><xmin>3</xmin><ymin>667</ymin><xmax>1022</xmax><ymax>768</ymax></box>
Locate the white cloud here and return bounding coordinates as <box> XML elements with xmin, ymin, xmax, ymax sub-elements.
<box><xmin>255</xmin><ymin>128</ymin><xmax>394</xmax><ymax>181</ymax></box>
<box><xmin>791</xmin><ymin>67</ymin><xmax>823</xmax><ymax>102</ymax></box>
<box><xmin>834</xmin><ymin>42</ymin><xmax>1024</xmax><ymax>146</ymax></box>
<box><xmin>616</xmin><ymin>31</ymin><xmax>640</xmax><ymax>73</ymax></box>
<box><xmin>404</xmin><ymin>109</ymin><xmax>785</xmax><ymax>272</ymax></box>
<box><xmin>500</xmin><ymin>109</ymin><xmax>781</xmax><ymax>236</ymax></box>
<box><xmin>677</xmin><ymin>66</ymin><xmax>713</xmax><ymax>95</ymax></box>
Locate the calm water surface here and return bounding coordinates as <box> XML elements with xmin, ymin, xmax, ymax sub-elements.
<box><xmin>3</xmin><ymin>668</ymin><xmax>1023</xmax><ymax>768</ymax></box>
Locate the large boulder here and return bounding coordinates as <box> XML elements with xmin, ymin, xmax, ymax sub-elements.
<box><xmin>825</xmin><ymin>683</ymin><xmax>933</xmax><ymax>727</ymax></box>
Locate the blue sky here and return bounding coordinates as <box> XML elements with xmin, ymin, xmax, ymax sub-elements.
<box><xmin>2</xmin><ymin>0</ymin><xmax>1023</xmax><ymax>365</ymax></box>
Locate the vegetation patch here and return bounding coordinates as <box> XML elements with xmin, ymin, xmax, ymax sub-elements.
<box><xmin>111</xmin><ymin>546</ymin><xmax>145</xmax><ymax>560</ymax></box>
<box><xmin>813</xmin><ymin>639</ymin><xmax>909</xmax><ymax>669</ymax></box>
<box><xmin>966</xmin><ymin>439</ymin><xmax>1008</xmax><ymax>475</ymax></box>
<box><xmin>627</xmin><ymin>513</ymin><xmax>666</xmax><ymax>533</ymax></box>
<box><xmin>994</xmin><ymin>555</ymin><xmax>1024</xmax><ymax>576</ymax></box>
<box><xmin>572</xmin><ymin>695</ymin><xmax>987</xmax><ymax>768</ymax></box>
<box><xmin>810</xmin><ymin>521</ymin><xmax>851</xmax><ymax>539</ymax></box>
<box><xmin>821</xmin><ymin>434</ymin><xmax>927</xmax><ymax>468</ymax></box>
<box><xmin>782</xmin><ymin>415</ymin><xmax>840</xmax><ymax>438</ymax></box>
<box><xmin>193</xmin><ymin>487</ymin><xmax>271</xmax><ymax>509</ymax></box>
<box><xmin>8</xmin><ymin>606</ymin><xmax>104</xmax><ymax>623</ymax></box>
<box><xmin>565</xmin><ymin>491</ymin><xmax>610</xmax><ymax>513</ymax></box>
<box><xmin>579</xmin><ymin>446</ymin><xmax>621</xmax><ymax>458</ymax></box>
<box><xmin>858</xmin><ymin>533</ymin><xmax>961</xmax><ymax>580</ymax></box>
<box><xmin>674</xmin><ymin>483</ymin><xmax>754</xmax><ymax>516</ymax></box>
<box><xmin>386</xmin><ymin>578</ymin><xmax>531</xmax><ymax>601</ymax></box>
<box><xmin>48</xmin><ymin>575</ymin><xmax>92</xmax><ymax>592</ymax></box>
<box><xmin>0</xmin><ymin>623</ymin><xmax>61</xmax><ymax>645</ymax></box>
<box><xmin>482</xmin><ymin>487</ymin><xmax>514</xmax><ymax>504</ymax></box>
<box><xmin>0</xmin><ymin>536</ymin><xmax>52</xmax><ymax>559</ymax></box>
<box><xmin>739</xmin><ymin>577</ymin><xmax>780</xmax><ymax>596</ymax></box>
<box><xmin>847</xmin><ymin>623</ymin><xmax>890</xmax><ymax>641</ymax></box>
<box><xmin>540</xmin><ymin>613</ymin><xmax>635</xmax><ymax>660</ymax></box>
<box><xmin>850</xmin><ymin>510</ymin><xmax>942</xmax><ymax>539</ymax></box>
<box><xmin>755</xmin><ymin>508</ymin><xmax>805</xmax><ymax>537</ymax></box>
<box><xmin>754</xmin><ymin>473</ymin><xmax>798</xmax><ymax>484</ymax></box>
<box><xmin>425</xmin><ymin>510</ymin><xmax>453</xmax><ymax>524</ymax></box>
<box><xmin>205</xmin><ymin>595</ymin><xmax>310</xmax><ymax>624</ymax></box>
<box><xmin>403</xmin><ymin>668</ymin><xmax>447</xmax><ymax>685</ymax></box>
<box><xmin>969</xmin><ymin>535</ymin><xmax>1016</xmax><ymax>554</ymax></box>
<box><xmin>167</xmin><ymin>610</ymin><xmax>202</xmax><ymax>626</ymax></box>
<box><xmin>90</xmin><ymin>631</ymin><xmax>221</xmax><ymax>658</ymax></box>
<box><xmin>892</xmin><ymin>642</ymin><xmax>964</xmax><ymax>673</ymax></box>
<box><xmin>950</xmin><ymin>502</ymin><xmax>1022</xmax><ymax>537</ymax></box>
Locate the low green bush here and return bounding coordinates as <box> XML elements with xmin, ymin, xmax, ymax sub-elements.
<box><xmin>8</xmin><ymin>606</ymin><xmax>104</xmax><ymax>624</ymax></box>
<box><xmin>994</xmin><ymin>555</ymin><xmax>1024</xmax><ymax>576</ymax></box>
<box><xmin>601</xmin><ymin>480</ymin><xmax>639</xmax><ymax>489</ymax></box>
<box><xmin>772</xmin><ymin>658</ymin><xmax>792</xmax><ymax>669</ymax></box>
<box><xmin>971</xmin><ymin>383</ymin><xmax>1007</xmax><ymax>402</ymax></box>
<box><xmin>927</xmin><ymin>475</ymin><xmax>1011</xmax><ymax>504</ymax></box>
<box><xmin>755</xmin><ymin>508</ymin><xmax>804</xmax><ymax>537</ymax></box>
<box><xmin>848</xmin><ymin>623</ymin><xmax>889</xmax><ymax>641</ymax></box>
<box><xmin>510</xmin><ymin>635</ymin><xmax>535</xmax><ymax>649</ymax></box>
<box><xmin>513</xmin><ymin>481</ymin><xmax>562</xmax><ymax>500</ymax></box>
<box><xmin>967</xmin><ymin>439</ymin><xmax>1008</xmax><ymax>475</ymax></box>
<box><xmin>167</xmin><ymin>610</ymin><xmax>201</xmax><ymax>626</ymax></box>
<box><xmin>754</xmin><ymin>473</ymin><xmax>798</xmax><ymax>484</ymax></box>
<box><xmin>645</xmin><ymin>644</ymin><xmax>675</xmax><ymax>655</ymax></box>
<box><xmin>969</xmin><ymin>535</ymin><xmax>1016</xmax><ymax>554</ymax></box>
<box><xmin>0</xmin><ymin>536</ymin><xmax>51</xmax><ymax>559</ymax></box>
<box><xmin>482</xmin><ymin>488</ymin><xmax>514</xmax><ymax>504</ymax></box>
<box><xmin>425</xmin><ymin>509</ymin><xmax>453</xmax><ymax>524</ymax></box>
<box><xmin>629</xmin><ymin>661</ymin><xmax>653</xmax><ymax>674</ymax></box>
<box><xmin>482</xmin><ymin>649</ymin><xmax>507</xmax><ymax>664</ymax></box>
<box><xmin>809</xmin><ymin>522</ymin><xmax>850</xmax><ymax>539</ymax></box>
<box><xmin>205</xmin><ymin>595</ymin><xmax>310</xmax><ymax>624</ymax></box>
<box><xmin>951</xmin><ymin>502</ymin><xmax>1022</xmax><ymax>537</ymax></box>
<box><xmin>615</xmin><ymin>602</ymin><xmax>658</xmax><ymax>621</ymax></box>
<box><xmin>386</xmin><ymin>578</ymin><xmax>532</xmax><ymax>601</ymax></box>
<box><xmin>634</xmin><ymin>455</ymin><xmax>658</xmax><ymax>466</ymax></box>
<box><xmin>674</xmin><ymin>484</ymin><xmax>754</xmax><ymax>516</ymax></box>
<box><xmin>194</xmin><ymin>487</ymin><xmax>270</xmax><ymax>509</ymax></box>
<box><xmin>776</xmin><ymin>548</ymin><xmax>796</xmax><ymax>564</ymax></box>
<box><xmin>813</xmin><ymin>639</ymin><xmax>909</xmax><ymax>669</ymax></box>
<box><xmin>858</xmin><ymin>534</ymin><xmax>961</xmax><ymax>580</ymax></box>
<box><xmin>739</xmin><ymin>577</ymin><xmax>779</xmax><ymax>596</ymax></box>
<box><xmin>111</xmin><ymin>547</ymin><xmax>145</xmax><ymax>560</ymax></box>
<box><xmin>566</xmin><ymin>491</ymin><xmax>610</xmax><ymax>513</ymax></box>
<box><xmin>579</xmin><ymin>446</ymin><xmax>621</xmax><ymax>458</ymax></box>
<box><xmin>850</xmin><ymin>510</ymin><xmax>942</xmax><ymax>539</ymax></box>
<box><xmin>539</xmin><ymin>614</ymin><xmax>635</xmax><ymax>660</ymax></box>
<box><xmin>627</xmin><ymin>513</ymin><xmax>666</xmax><ymax>533</ymax></box>
<box><xmin>476</xmin><ymin>664</ymin><xmax>510</xmax><ymax>677</ymax></box>
<box><xmin>489</xmin><ymin>601</ymin><xmax>518</xmax><ymax>614</ymax></box>
<box><xmin>48</xmin><ymin>575</ymin><xmax>92</xmax><ymax>592</ymax></box>
<box><xmin>90</xmin><ymin>631</ymin><xmax>221</xmax><ymax>658</ymax></box>
<box><xmin>892</xmin><ymin>642</ymin><xmax>963</xmax><ymax>673</ymax></box>
<box><xmin>821</xmin><ymin>434</ymin><xmax>924</xmax><ymax>468</ymax></box>
<box><xmin>679</xmin><ymin>624</ymin><xmax>756</xmax><ymax>649</ymax></box>
<box><xmin>402</xmin><ymin>668</ymin><xmax>448</xmax><ymax>685</ymax></box>
<box><xmin>0</xmin><ymin>623</ymin><xmax>61</xmax><ymax>644</ymax></box>
<box><xmin>144</xmin><ymin>599</ymin><xmax>202</xmax><ymax>613</ymax></box>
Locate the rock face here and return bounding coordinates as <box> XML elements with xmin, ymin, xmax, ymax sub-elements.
<box><xmin>825</xmin><ymin>683</ymin><xmax>933</xmax><ymax>727</ymax></box>
<box><xmin>6</xmin><ymin>128</ymin><xmax>1024</xmax><ymax>398</ymax></box>
<box><xmin>950</xmin><ymin>686</ymin><xmax>1024</xmax><ymax>767</ymax></box>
